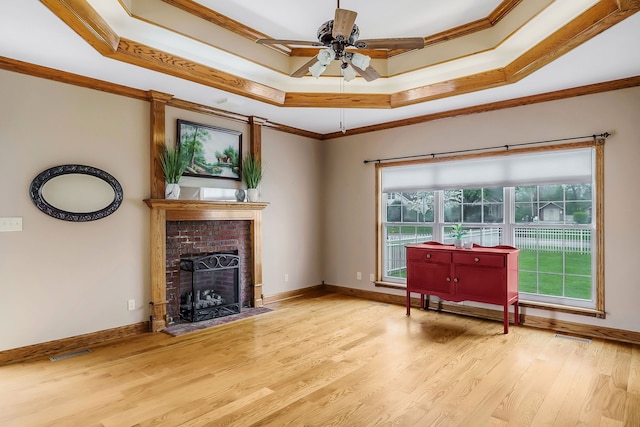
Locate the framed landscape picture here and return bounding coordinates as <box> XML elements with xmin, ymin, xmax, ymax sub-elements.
<box><xmin>177</xmin><ymin>119</ymin><xmax>242</xmax><ymax>180</ymax></box>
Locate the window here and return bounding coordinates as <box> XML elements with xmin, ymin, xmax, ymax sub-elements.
<box><xmin>514</xmin><ymin>184</ymin><xmax>594</xmax><ymax>307</ymax></box>
<box><xmin>377</xmin><ymin>142</ymin><xmax>603</xmax><ymax>313</ymax></box>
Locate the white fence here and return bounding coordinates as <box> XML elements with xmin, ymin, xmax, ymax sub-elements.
<box><xmin>386</xmin><ymin>233</ymin><xmax>432</xmax><ymax>276</ymax></box>
<box><xmin>385</xmin><ymin>227</ymin><xmax>592</xmax><ymax>277</ymax></box>
<box><xmin>514</xmin><ymin>227</ymin><xmax>592</xmax><ymax>254</ymax></box>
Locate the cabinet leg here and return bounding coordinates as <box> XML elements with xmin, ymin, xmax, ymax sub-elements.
<box><xmin>514</xmin><ymin>301</ymin><xmax>519</xmax><ymax>326</ymax></box>
<box><xmin>406</xmin><ymin>291</ymin><xmax>410</xmax><ymax>316</ymax></box>
<box><xmin>503</xmin><ymin>305</ymin><xmax>509</xmax><ymax>334</ymax></box>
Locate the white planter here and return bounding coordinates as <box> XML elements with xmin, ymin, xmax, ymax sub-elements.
<box><xmin>246</xmin><ymin>188</ymin><xmax>259</xmax><ymax>202</ymax></box>
<box><xmin>165</xmin><ymin>183</ymin><xmax>181</xmax><ymax>199</ymax></box>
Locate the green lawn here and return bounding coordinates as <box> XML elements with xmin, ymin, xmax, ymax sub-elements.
<box><xmin>518</xmin><ymin>250</ymin><xmax>592</xmax><ymax>299</ymax></box>
<box><xmin>392</xmin><ymin>249</ymin><xmax>592</xmax><ymax>300</ymax></box>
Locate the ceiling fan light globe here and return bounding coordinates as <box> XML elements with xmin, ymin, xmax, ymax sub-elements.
<box><xmin>317</xmin><ymin>48</ymin><xmax>336</xmax><ymax>66</ymax></box>
<box><xmin>341</xmin><ymin>65</ymin><xmax>357</xmax><ymax>82</ymax></box>
<box><xmin>309</xmin><ymin>61</ymin><xmax>327</xmax><ymax>78</ymax></box>
<box><xmin>351</xmin><ymin>52</ymin><xmax>371</xmax><ymax>70</ymax></box>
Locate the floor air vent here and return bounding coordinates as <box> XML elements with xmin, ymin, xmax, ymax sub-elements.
<box><xmin>49</xmin><ymin>349</ymin><xmax>91</xmax><ymax>361</ymax></box>
<box><xmin>554</xmin><ymin>334</ymin><xmax>592</xmax><ymax>344</ymax></box>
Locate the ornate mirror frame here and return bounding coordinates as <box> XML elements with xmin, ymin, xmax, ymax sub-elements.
<box><xmin>29</xmin><ymin>164</ymin><xmax>123</xmax><ymax>222</ymax></box>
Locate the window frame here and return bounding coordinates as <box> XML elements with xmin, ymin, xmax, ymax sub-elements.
<box><xmin>375</xmin><ymin>140</ymin><xmax>605</xmax><ymax>317</ymax></box>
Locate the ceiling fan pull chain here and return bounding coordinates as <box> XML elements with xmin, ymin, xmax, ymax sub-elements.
<box><xmin>340</xmin><ymin>78</ymin><xmax>346</xmax><ymax>134</ymax></box>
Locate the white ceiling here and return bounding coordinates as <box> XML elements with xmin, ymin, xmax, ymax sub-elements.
<box><xmin>200</xmin><ymin>0</ymin><xmax>504</xmax><ymax>40</ymax></box>
<box><xmin>1</xmin><ymin>1</ymin><xmax>639</xmax><ymax>135</ymax></box>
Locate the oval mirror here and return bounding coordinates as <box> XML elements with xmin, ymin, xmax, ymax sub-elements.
<box><xmin>30</xmin><ymin>165</ymin><xmax>123</xmax><ymax>222</ymax></box>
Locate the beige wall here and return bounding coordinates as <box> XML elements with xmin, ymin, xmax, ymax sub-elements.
<box><xmin>0</xmin><ymin>71</ymin><xmax>324</xmax><ymax>351</ymax></box>
<box><xmin>261</xmin><ymin>128</ymin><xmax>325</xmax><ymax>294</ymax></box>
<box><xmin>322</xmin><ymin>86</ymin><xmax>640</xmax><ymax>332</ymax></box>
<box><xmin>163</xmin><ymin>107</ymin><xmax>326</xmax><ymax>296</ymax></box>
<box><xmin>0</xmin><ymin>70</ymin><xmax>150</xmax><ymax>351</ymax></box>
<box><xmin>1</xmin><ymin>66</ymin><xmax>639</xmax><ymax>352</ymax></box>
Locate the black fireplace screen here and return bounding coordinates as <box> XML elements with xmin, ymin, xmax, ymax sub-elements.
<box><xmin>179</xmin><ymin>251</ymin><xmax>241</xmax><ymax>322</ymax></box>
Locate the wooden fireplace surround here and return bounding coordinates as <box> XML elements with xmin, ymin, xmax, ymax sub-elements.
<box><xmin>144</xmin><ymin>93</ymin><xmax>269</xmax><ymax>331</ymax></box>
<box><xmin>144</xmin><ymin>199</ymin><xmax>268</xmax><ymax>332</ymax></box>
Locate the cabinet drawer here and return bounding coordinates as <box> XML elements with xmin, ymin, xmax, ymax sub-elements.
<box><xmin>407</xmin><ymin>249</ymin><xmax>451</xmax><ymax>263</ymax></box>
<box><xmin>453</xmin><ymin>252</ymin><xmax>504</xmax><ymax>267</ymax></box>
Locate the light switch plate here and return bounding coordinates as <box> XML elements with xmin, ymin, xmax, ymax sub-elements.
<box><xmin>0</xmin><ymin>217</ymin><xmax>22</xmax><ymax>232</ymax></box>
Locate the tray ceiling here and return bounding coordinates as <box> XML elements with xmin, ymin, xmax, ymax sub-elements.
<box><xmin>1</xmin><ymin>0</ymin><xmax>639</xmax><ymax>135</ymax></box>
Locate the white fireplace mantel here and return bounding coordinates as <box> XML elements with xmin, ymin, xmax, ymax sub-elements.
<box><xmin>144</xmin><ymin>199</ymin><xmax>268</xmax><ymax>332</ymax></box>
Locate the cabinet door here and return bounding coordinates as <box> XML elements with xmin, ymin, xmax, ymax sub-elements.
<box><xmin>407</xmin><ymin>260</ymin><xmax>451</xmax><ymax>294</ymax></box>
<box><xmin>454</xmin><ymin>265</ymin><xmax>504</xmax><ymax>303</ymax></box>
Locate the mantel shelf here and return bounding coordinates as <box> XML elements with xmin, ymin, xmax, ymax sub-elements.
<box><xmin>144</xmin><ymin>199</ymin><xmax>269</xmax><ymax>211</ymax></box>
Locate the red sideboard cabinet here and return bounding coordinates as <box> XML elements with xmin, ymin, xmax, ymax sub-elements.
<box><xmin>406</xmin><ymin>242</ymin><xmax>520</xmax><ymax>334</ymax></box>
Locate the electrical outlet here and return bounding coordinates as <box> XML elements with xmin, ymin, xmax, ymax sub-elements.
<box><xmin>128</xmin><ymin>299</ymin><xmax>135</xmax><ymax>311</ymax></box>
<box><xmin>0</xmin><ymin>217</ymin><xmax>22</xmax><ymax>232</ymax></box>
<box><xmin>370</xmin><ymin>274</ymin><xmax>375</xmax><ymax>282</ymax></box>
<box><xmin>284</xmin><ymin>273</ymin><xmax>289</xmax><ymax>282</ymax></box>
<box><xmin>357</xmin><ymin>272</ymin><xmax>362</xmax><ymax>280</ymax></box>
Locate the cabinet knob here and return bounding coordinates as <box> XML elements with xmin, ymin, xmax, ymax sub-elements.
<box><xmin>446</xmin><ymin>277</ymin><xmax>451</xmax><ymax>282</ymax></box>
<box><xmin>426</xmin><ymin>254</ymin><xmax>431</xmax><ymax>259</ymax></box>
<box><xmin>474</xmin><ymin>257</ymin><xmax>480</xmax><ymax>262</ymax></box>
<box><xmin>454</xmin><ymin>278</ymin><xmax>459</xmax><ymax>283</ymax></box>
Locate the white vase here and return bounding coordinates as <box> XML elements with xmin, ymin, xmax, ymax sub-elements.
<box><xmin>454</xmin><ymin>238</ymin><xmax>464</xmax><ymax>248</ymax></box>
<box><xmin>246</xmin><ymin>188</ymin><xmax>259</xmax><ymax>202</ymax></box>
<box><xmin>165</xmin><ymin>183</ymin><xmax>181</xmax><ymax>199</ymax></box>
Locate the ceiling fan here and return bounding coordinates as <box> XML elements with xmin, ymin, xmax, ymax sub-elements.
<box><xmin>256</xmin><ymin>1</ymin><xmax>424</xmax><ymax>82</ymax></box>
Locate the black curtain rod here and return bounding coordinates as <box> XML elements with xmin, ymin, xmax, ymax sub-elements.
<box><xmin>363</xmin><ymin>132</ymin><xmax>611</xmax><ymax>165</ymax></box>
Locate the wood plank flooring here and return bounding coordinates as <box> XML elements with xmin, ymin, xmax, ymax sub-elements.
<box><xmin>1</xmin><ymin>291</ymin><xmax>639</xmax><ymax>426</ymax></box>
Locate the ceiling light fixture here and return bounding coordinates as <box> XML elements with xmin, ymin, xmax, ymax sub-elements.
<box><xmin>258</xmin><ymin>2</ymin><xmax>424</xmax><ymax>82</ymax></box>
<box><xmin>309</xmin><ymin>48</ymin><xmax>364</xmax><ymax>82</ymax></box>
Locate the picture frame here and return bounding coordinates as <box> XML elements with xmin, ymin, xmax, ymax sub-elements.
<box><xmin>177</xmin><ymin>119</ymin><xmax>242</xmax><ymax>181</ymax></box>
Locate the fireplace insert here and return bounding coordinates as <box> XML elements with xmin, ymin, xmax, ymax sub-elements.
<box><xmin>179</xmin><ymin>251</ymin><xmax>241</xmax><ymax>322</ymax></box>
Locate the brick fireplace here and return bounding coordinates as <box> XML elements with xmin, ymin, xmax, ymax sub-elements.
<box><xmin>144</xmin><ymin>199</ymin><xmax>268</xmax><ymax>332</ymax></box>
<box><xmin>166</xmin><ymin>220</ymin><xmax>250</xmax><ymax>322</ymax></box>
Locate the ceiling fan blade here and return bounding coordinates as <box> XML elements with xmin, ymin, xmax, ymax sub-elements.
<box><xmin>332</xmin><ymin>8</ymin><xmax>357</xmax><ymax>41</ymax></box>
<box><xmin>347</xmin><ymin>59</ymin><xmax>381</xmax><ymax>82</ymax></box>
<box><xmin>256</xmin><ymin>38</ymin><xmax>323</xmax><ymax>47</ymax></box>
<box><xmin>290</xmin><ymin>56</ymin><xmax>320</xmax><ymax>78</ymax></box>
<box><xmin>357</xmin><ymin>37</ymin><xmax>425</xmax><ymax>50</ymax></box>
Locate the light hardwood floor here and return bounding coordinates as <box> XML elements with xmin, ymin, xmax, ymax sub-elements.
<box><xmin>1</xmin><ymin>291</ymin><xmax>639</xmax><ymax>426</ymax></box>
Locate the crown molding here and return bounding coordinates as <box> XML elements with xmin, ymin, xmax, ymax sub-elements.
<box><xmin>39</xmin><ymin>0</ymin><xmax>640</xmax><ymax>110</ymax></box>
<box><xmin>41</xmin><ymin>0</ymin><xmax>120</xmax><ymax>54</ymax></box>
<box><xmin>1</xmin><ymin>55</ymin><xmax>639</xmax><ymax>140</ymax></box>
